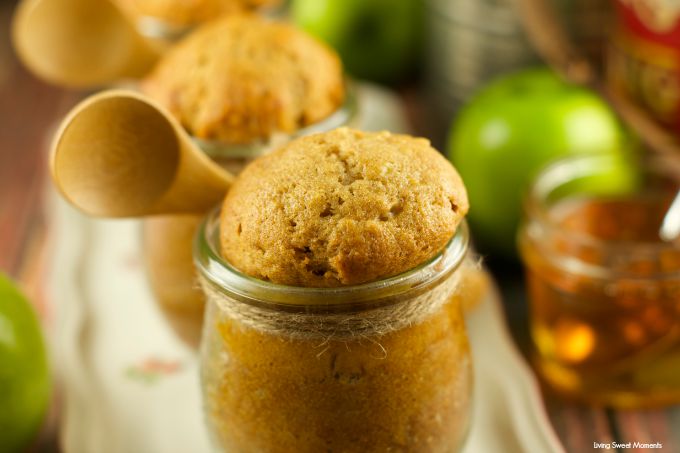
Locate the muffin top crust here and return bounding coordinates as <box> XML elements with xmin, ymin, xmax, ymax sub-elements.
<box><xmin>219</xmin><ymin>128</ymin><xmax>469</xmax><ymax>287</ymax></box>
<box><xmin>142</xmin><ymin>15</ymin><xmax>345</xmax><ymax>144</ymax></box>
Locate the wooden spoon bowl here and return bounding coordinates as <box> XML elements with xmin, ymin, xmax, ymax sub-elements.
<box><xmin>51</xmin><ymin>90</ymin><xmax>233</xmax><ymax>217</ymax></box>
<box><xmin>12</xmin><ymin>0</ymin><xmax>159</xmax><ymax>87</ymax></box>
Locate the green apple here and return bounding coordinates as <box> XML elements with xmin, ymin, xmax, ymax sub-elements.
<box><xmin>291</xmin><ymin>0</ymin><xmax>423</xmax><ymax>83</ymax></box>
<box><xmin>448</xmin><ymin>67</ymin><xmax>632</xmax><ymax>257</ymax></box>
<box><xmin>0</xmin><ymin>273</ymin><xmax>50</xmax><ymax>452</ymax></box>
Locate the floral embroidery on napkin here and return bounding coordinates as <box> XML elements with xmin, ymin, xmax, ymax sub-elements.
<box><xmin>125</xmin><ymin>358</ymin><xmax>184</xmax><ymax>385</ymax></box>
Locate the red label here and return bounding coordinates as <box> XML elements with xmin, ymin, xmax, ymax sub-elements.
<box><xmin>609</xmin><ymin>0</ymin><xmax>680</xmax><ymax>131</ymax></box>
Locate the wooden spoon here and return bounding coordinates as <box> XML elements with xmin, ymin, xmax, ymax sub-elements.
<box><xmin>12</xmin><ymin>0</ymin><xmax>160</xmax><ymax>88</ymax></box>
<box><xmin>51</xmin><ymin>90</ymin><xmax>234</xmax><ymax>217</ymax></box>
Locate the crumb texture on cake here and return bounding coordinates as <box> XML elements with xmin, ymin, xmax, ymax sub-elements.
<box><xmin>142</xmin><ymin>15</ymin><xmax>345</xmax><ymax>144</ymax></box>
<box><xmin>219</xmin><ymin>128</ymin><xmax>469</xmax><ymax>287</ymax></box>
<box><xmin>115</xmin><ymin>0</ymin><xmax>280</xmax><ymax>26</ymax></box>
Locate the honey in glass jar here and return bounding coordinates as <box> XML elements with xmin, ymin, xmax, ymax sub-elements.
<box><xmin>520</xmin><ymin>153</ymin><xmax>680</xmax><ymax>408</ymax></box>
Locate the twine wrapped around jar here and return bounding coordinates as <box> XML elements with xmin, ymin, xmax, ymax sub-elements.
<box><xmin>197</xmin><ymin>258</ymin><xmax>478</xmax><ymax>341</ymax></box>
<box><xmin>194</xmin><ymin>209</ymin><xmax>476</xmax><ymax>342</ymax></box>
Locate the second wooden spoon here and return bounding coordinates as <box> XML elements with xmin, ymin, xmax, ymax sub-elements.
<box><xmin>12</xmin><ymin>0</ymin><xmax>160</xmax><ymax>87</ymax></box>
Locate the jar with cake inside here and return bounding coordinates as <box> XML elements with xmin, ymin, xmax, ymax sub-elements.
<box><xmin>195</xmin><ymin>208</ymin><xmax>473</xmax><ymax>453</ymax></box>
<box><xmin>519</xmin><ymin>153</ymin><xmax>680</xmax><ymax>407</ymax></box>
<box><xmin>138</xmin><ymin>13</ymin><xmax>356</xmax><ymax>347</ymax></box>
<box><xmin>141</xmin><ymin>89</ymin><xmax>357</xmax><ymax>347</ymax></box>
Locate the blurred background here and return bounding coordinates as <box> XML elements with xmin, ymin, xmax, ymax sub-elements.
<box><xmin>1</xmin><ymin>0</ymin><xmax>679</xmax><ymax>452</ymax></box>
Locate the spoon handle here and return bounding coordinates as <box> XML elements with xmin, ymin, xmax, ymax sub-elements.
<box><xmin>660</xmin><ymin>192</ymin><xmax>680</xmax><ymax>242</ymax></box>
<box><xmin>152</xmin><ymin>138</ymin><xmax>235</xmax><ymax>215</ymax></box>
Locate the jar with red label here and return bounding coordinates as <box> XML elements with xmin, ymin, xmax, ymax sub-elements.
<box><xmin>608</xmin><ymin>0</ymin><xmax>680</xmax><ymax>134</ymax></box>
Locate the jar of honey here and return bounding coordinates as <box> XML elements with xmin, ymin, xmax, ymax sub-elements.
<box><xmin>519</xmin><ymin>153</ymin><xmax>680</xmax><ymax>407</ymax></box>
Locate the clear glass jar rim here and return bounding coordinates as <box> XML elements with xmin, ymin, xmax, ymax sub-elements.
<box><xmin>192</xmin><ymin>81</ymin><xmax>359</xmax><ymax>159</ymax></box>
<box><xmin>136</xmin><ymin>16</ymin><xmax>193</xmax><ymax>41</ymax></box>
<box><xmin>194</xmin><ymin>208</ymin><xmax>470</xmax><ymax>307</ymax></box>
<box><xmin>525</xmin><ymin>153</ymin><xmax>680</xmax><ymax>253</ymax></box>
<box><xmin>134</xmin><ymin>3</ymin><xmax>286</xmax><ymax>41</ymax></box>
<box><xmin>523</xmin><ymin>153</ymin><xmax>680</xmax><ymax>280</ymax></box>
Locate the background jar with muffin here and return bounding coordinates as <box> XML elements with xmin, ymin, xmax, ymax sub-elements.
<box><xmin>139</xmin><ymin>14</ymin><xmax>356</xmax><ymax>347</ymax></box>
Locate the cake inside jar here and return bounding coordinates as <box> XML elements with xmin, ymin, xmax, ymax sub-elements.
<box><xmin>219</xmin><ymin>128</ymin><xmax>467</xmax><ymax>285</ymax></box>
<box><xmin>200</xmin><ymin>128</ymin><xmax>475</xmax><ymax>452</ymax></box>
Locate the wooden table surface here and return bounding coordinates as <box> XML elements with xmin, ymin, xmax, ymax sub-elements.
<box><xmin>1</xmin><ymin>2</ymin><xmax>678</xmax><ymax>452</ymax></box>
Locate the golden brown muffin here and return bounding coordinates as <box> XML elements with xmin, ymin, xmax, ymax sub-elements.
<box><xmin>219</xmin><ymin>128</ymin><xmax>469</xmax><ymax>287</ymax></box>
<box><xmin>115</xmin><ymin>0</ymin><xmax>280</xmax><ymax>27</ymax></box>
<box><xmin>142</xmin><ymin>15</ymin><xmax>345</xmax><ymax>144</ymax></box>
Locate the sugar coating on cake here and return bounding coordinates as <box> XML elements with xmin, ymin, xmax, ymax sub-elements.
<box><xmin>142</xmin><ymin>15</ymin><xmax>345</xmax><ymax>144</ymax></box>
<box><xmin>219</xmin><ymin>128</ymin><xmax>469</xmax><ymax>287</ymax></box>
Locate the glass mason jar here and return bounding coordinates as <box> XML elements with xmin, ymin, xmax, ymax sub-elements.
<box><xmin>143</xmin><ymin>91</ymin><xmax>358</xmax><ymax>347</ymax></box>
<box><xmin>115</xmin><ymin>0</ymin><xmax>285</xmax><ymax>44</ymax></box>
<box><xmin>519</xmin><ymin>153</ymin><xmax>680</xmax><ymax>408</ymax></box>
<box><xmin>194</xmin><ymin>209</ymin><xmax>473</xmax><ymax>452</ymax></box>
